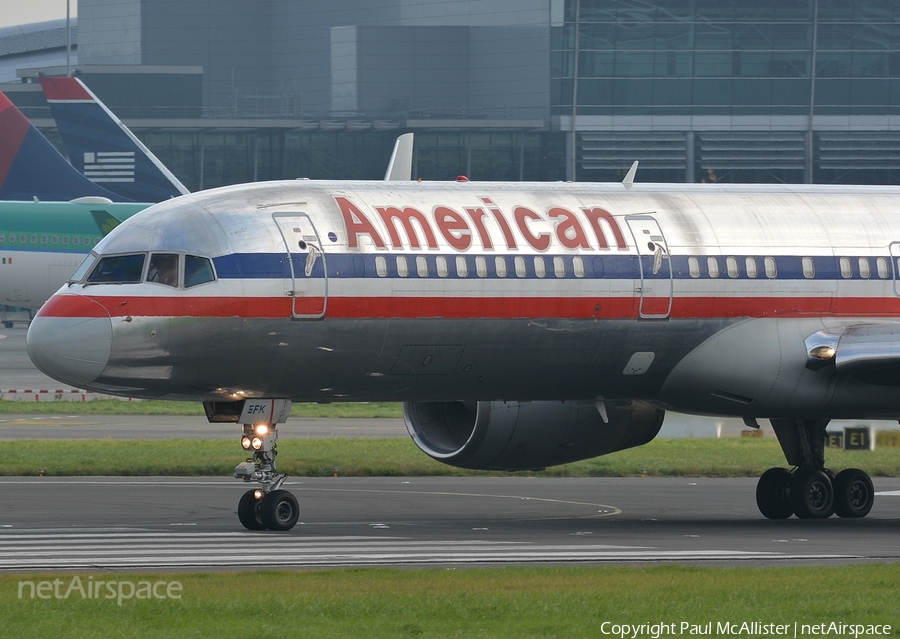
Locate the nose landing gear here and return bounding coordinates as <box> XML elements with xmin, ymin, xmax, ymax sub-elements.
<box><xmin>237</xmin><ymin>486</ymin><xmax>300</xmax><ymax>531</ymax></box>
<box><xmin>756</xmin><ymin>418</ymin><xmax>875</xmax><ymax>520</ymax></box>
<box><xmin>216</xmin><ymin>399</ymin><xmax>299</xmax><ymax>531</ymax></box>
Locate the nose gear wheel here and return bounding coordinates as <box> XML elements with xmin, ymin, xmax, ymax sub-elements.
<box><xmin>234</xmin><ymin>422</ymin><xmax>300</xmax><ymax>531</ymax></box>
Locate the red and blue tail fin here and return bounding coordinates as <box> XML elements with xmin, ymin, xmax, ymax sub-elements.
<box><xmin>0</xmin><ymin>89</ymin><xmax>129</xmax><ymax>201</ymax></box>
<box><xmin>40</xmin><ymin>77</ymin><xmax>189</xmax><ymax>202</ymax></box>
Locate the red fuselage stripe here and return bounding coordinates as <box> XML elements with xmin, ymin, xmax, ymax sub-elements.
<box><xmin>36</xmin><ymin>294</ymin><xmax>900</xmax><ymax>320</ymax></box>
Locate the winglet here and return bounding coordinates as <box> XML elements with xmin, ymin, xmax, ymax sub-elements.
<box><xmin>622</xmin><ymin>160</ymin><xmax>639</xmax><ymax>190</ymax></box>
<box><xmin>383</xmin><ymin>133</ymin><xmax>414</xmax><ymax>181</ymax></box>
<box><xmin>0</xmin><ymin>89</ymin><xmax>129</xmax><ymax>202</ymax></box>
<box><xmin>41</xmin><ymin>76</ymin><xmax>189</xmax><ymax>202</ymax></box>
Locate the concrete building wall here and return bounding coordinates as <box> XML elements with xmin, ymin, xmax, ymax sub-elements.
<box><xmin>78</xmin><ymin>0</ymin><xmax>551</xmax><ymax>114</ymax></box>
<box><xmin>331</xmin><ymin>24</ymin><xmax>548</xmax><ymax>118</ymax></box>
<box><xmin>330</xmin><ymin>26</ymin><xmax>358</xmax><ymax>112</ymax></box>
<box><xmin>398</xmin><ymin>0</ymin><xmax>548</xmax><ymax>27</ymax></box>
<box><xmin>78</xmin><ymin>0</ymin><xmax>141</xmax><ymax>63</ymax></box>
<box><xmin>140</xmin><ymin>0</ymin><xmax>272</xmax><ymax>111</ymax></box>
<box><xmin>469</xmin><ymin>26</ymin><xmax>549</xmax><ymax>119</ymax></box>
<box><xmin>270</xmin><ymin>1</ymin><xmax>403</xmax><ymax>113</ymax></box>
<box><xmin>356</xmin><ymin>26</ymin><xmax>469</xmax><ymax>113</ymax></box>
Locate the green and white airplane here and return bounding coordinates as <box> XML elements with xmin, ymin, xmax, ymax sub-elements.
<box><xmin>1</xmin><ymin>199</ymin><xmax>149</xmax><ymax>312</ymax></box>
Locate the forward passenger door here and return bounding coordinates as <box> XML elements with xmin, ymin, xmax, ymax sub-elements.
<box><xmin>273</xmin><ymin>213</ymin><xmax>328</xmax><ymax>319</ymax></box>
<box><xmin>626</xmin><ymin>214</ymin><xmax>672</xmax><ymax>319</ymax></box>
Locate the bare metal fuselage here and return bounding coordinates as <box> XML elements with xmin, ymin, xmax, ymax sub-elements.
<box><xmin>26</xmin><ymin>179</ymin><xmax>900</xmax><ymax>421</ymax></box>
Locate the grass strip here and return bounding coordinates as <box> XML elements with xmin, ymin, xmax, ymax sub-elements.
<box><xmin>2</xmin><ymin>565</ymin><xmax>897</xmax><ymax>638</ymax></box>
<box><xmin>4</xmin><ymin>437</ymin><xmax>899</xmax><ymax>477</ymax></box>
<box><xmin>0</xmin><ymin>400</ymin><xmax>402</xmax><ymax>418</ymax></box>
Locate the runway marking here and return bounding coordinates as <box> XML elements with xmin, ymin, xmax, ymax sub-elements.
<box><xmin>293</xmin><ymin>487</ymin><xmax>624</xmax><ymax>519</ymax></box>
<box><xmin>0</xmin><ymin>530</ymin><xmax>858</xmax><ymax>570</ymax></box>
<box><xmin>875</xmin><ymin>490</ymin><xmax>900</xmax><ymax>496</ymax></box>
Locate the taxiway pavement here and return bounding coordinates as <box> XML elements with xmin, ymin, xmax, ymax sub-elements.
<box><xmin>1</xmin><ymin>476</ymin><xmax>898</xmax><ymax>571</ymax></box>
<box><xmin>0</xmin><ymin>413</ymin><xmax>407</xmax><ymax>439</ymax></box>
<box><xmin>4</xmin><ymin>325</ymin><xmax>900</xmax><ymax>571</ymax></box>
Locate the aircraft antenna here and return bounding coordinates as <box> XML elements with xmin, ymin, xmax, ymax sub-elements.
<box><xmin>384</xmin><ymin>133</ymin><xmax>414</xmax><ymax>181</ymax></box>
<box><xmin>622</xmin><ymin>160</ymin><xmax>639</xmax><ymax>190</ymax></box>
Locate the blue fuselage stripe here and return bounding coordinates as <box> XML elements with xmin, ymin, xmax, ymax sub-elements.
<box><xmin>210</xmin><ymin>253</ymin><xmax>894</xmax><ymax>282</ymax></box>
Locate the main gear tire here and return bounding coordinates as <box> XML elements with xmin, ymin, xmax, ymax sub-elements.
<box><xmin>756</xmin><ymin>467</ymin><xmax>793</xmax><ymax>520</ymax></box>
<box><xmin>790</xmin><ymin>468</ymin><xmax>834</xmax><ymax>519</ymax></box>
<box><xmin>833</xmin><ymin>468</ymin><xmax>874</xmax><ymax>518</ymax></box>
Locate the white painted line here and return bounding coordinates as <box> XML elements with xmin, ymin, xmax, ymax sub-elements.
<box><xmin>0</xmin><ymin>530</ymin><xmax>859</xmax><ymax>571</ymax></box>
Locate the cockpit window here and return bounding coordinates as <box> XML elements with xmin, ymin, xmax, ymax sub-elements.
<box><xmin>87</xmin><ymin>253</ymin><xmax>145</xmax><ymax>284</ymax></box>
<box><xmin>184</xmin><ymin>255</ymin><xmax>216</xmax><ymax>287</ymax></box>
<box><xmin>147</xmin><ymin>253</ymin><xmax>179</xmax><ymax>287</ymax></box>
<box><xmin>69</xmin><ymin>252</ymin><xmax>98</xmax><ymax>283</ymax></box>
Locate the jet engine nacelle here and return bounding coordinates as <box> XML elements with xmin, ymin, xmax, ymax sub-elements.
<box><xmin>403</xmin><ymin>400</ymin><xmax>664</xmax><ymax>471</ymax></box>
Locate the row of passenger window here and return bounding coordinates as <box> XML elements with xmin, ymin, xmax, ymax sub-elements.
<box><xmin>0</xmin><ymin>233</ymin><xmax>97</xmax><ymax>247</ymax></box>
<box><xmin>687</xmin><ymin>255</ymin><xmax>894</xmax><ymax>280</ymax></box>
<box><xmin>367</xmin><ymin>254</ymin><xmax>896</xmax><ymax>281</ymax></box>
<box><xmin>372</xmin><ymin>254</ymin><xmax>589</xmax><ymax>279</ymax></box>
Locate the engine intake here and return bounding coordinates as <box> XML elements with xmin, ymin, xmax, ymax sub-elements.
<box><xmin>403</xmin><ymin>400</ymin><xmax>664</xmax><ymax>471</ymax></box>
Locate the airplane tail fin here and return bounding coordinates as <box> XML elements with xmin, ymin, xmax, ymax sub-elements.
<box><xmin>40</xmin><ymin>76</ymin><xmax>190</xmax><ymax>202</ymax></box>
<box><xmin>0</xmin><ymin>89</ymin><xmax>128</xmax><ymax>202</ymax></box>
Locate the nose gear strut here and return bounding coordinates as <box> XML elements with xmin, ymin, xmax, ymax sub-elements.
<box><xmin>213</xmin><ymin>399</ymin><xmax>299</xmax><ymax>531</ymax></box>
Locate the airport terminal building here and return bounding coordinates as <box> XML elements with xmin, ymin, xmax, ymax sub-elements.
<box><xmin>2</xmin><ymin>0</ymin><xmax>900</xmax><ymax>189</ymax></box>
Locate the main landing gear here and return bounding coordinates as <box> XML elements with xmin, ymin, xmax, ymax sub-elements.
<box><xmin>230</xmin><ymin>400</ymin><xmax>300</xmax><ymax>531</ymax></box>
<box><xmin>755</xmin><ymin>418</ymin><xmax>875</xmax><ymax>520</ymax></box>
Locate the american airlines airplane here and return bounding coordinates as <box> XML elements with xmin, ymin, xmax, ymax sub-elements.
<box><xmin>26</xmin><ymin>170</ymin><xmax>892</xmax><ymax>531</ymax></box>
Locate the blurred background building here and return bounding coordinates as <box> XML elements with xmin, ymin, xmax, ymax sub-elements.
<box><xmin>2</xmin><ymin>0</ymin><xmax>899</xmax><ymax>190</ymax></box>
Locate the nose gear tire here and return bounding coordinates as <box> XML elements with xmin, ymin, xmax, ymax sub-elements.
<box><xmin>261</xmin><ymin>489</ymin><xmax>300</xmax><ymax>531</ymax></box>
<box><xmin>238</xmin><ymin>489</ymin><xmax>267</xmax><ymax>530</ymax></box>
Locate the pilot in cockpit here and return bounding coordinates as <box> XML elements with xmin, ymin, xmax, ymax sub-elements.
<box><xmin>147</xmin><ymin>254</ymin><xmax>178</xmax><ymax>287</ymax></box>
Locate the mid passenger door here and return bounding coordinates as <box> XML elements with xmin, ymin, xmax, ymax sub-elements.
<box><xmin>626</xmin><ymin>214</ymin><xmax>672</xmax><ymax>319</ymax></box>
<box><xmin>891</xmin><ymin>243</ymin><xmax>900</xmax><ymax>298</ymax></box>
<box><xmin>273</xmin><ymin>213</ymin><xmax>327</xmax><ymax>319</ymax></box>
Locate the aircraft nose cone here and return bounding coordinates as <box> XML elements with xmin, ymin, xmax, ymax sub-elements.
<box><xmin>26</xmin><ymin>297</ymin><xmax>112</xmax><ymax>388</ymax></box>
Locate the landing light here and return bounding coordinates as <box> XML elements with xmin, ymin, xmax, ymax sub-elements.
<box><xmin>251</xmin><ymin>437</ymin><xmax>263</xmax><ymax>450</ymax></box>
<box><xmin>255</xmin><ymin>424</ymin><xmax>269</xmax><ymax>436</ymax></box>
<box><xmin>241</xmin><ymin>436</ymin><xmax>252</xmax><ymax>450</ymax></box>
<box><xmin>804</xmin><ymin>331</ymin><xmax>840</xmax><ymax>371</ymax></box>
<box><xmin>809</xmin><ymin>345</ymin><xmax>836</xmax><ymax>360</ymax></box>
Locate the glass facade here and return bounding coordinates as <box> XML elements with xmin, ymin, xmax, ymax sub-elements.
<box><xmin>135</xmin><ymin>130</ymin><xmax>565</xmax><ymax>191</ymax></box>
<box><xmin>552</xmin><ymin>0</ymin><xmax>900</xmax><ymax>117</ymax></box>
<box><xmin>550</xmin><ymin>0</ymin><xmax>900</xmax><ymax>184</ymax></box>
